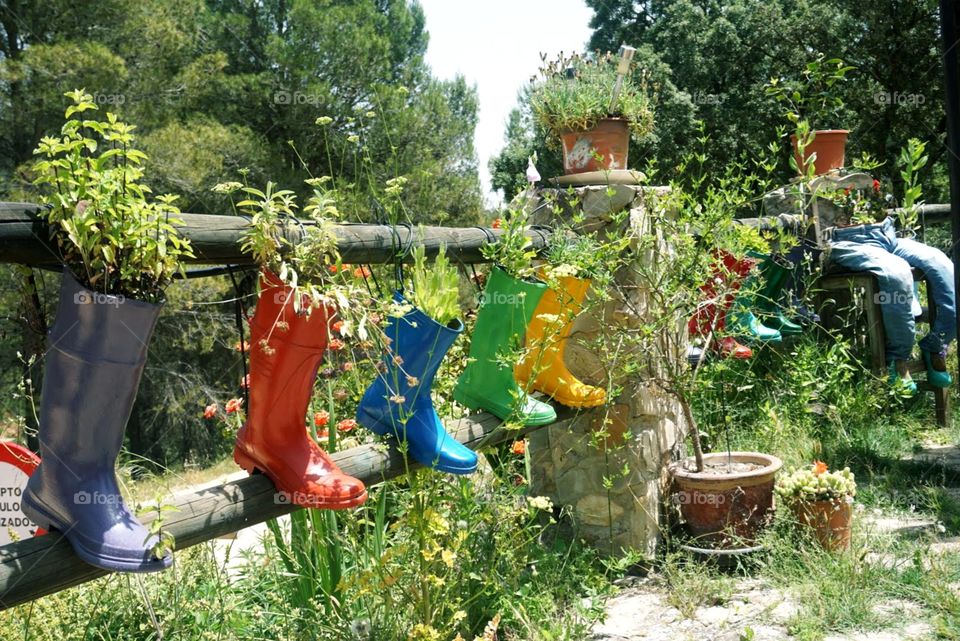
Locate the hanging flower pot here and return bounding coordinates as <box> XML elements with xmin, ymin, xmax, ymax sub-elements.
<box><xmin>790</xmin><ymin>129</ymin><xmax>849</xmax><ymax>175</ymax></box>
<box><xmin>560</xmin><ymin>118</ymin><xmax>631</xmax><ymax>175</ymax></box>
<box><xmin>670</xmin><ymin>451</ymin><xmax>783</xmax><ymax>548</ymax></box>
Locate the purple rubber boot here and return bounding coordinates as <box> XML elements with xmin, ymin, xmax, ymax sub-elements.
<box><xmin>21</xmin><ymin>271</ymin><xmax>173</xmax><ymax>573</ymax></box>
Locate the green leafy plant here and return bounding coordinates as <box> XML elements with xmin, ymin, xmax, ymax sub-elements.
<box><xmin>480</xmin><ymin>207</ymin><xmax>538</xmax><ymax>280</ymax></box>
<box><xmin>409</xmin><ymin>241</ymin><xmax>460</xmax><ymax>326</ymax></box>
<box><xmin>766</xmin><ymin>54</ymin><xmax>855</xmax><ymax>127</ymax></box>
<box><xmin>31</xmin><ymin>90</ymin><xmax>194</xmax><ymax>302</ymax></box>
<box><xmin>777</xmin><ymin>461</ymin><xmax>857</xmax><ymax>503</ymax></box>
<box><xmin>897</xmin><ymin>138</ymin><xmax>928</xmax><ymax>232</ymax></box>
<box><xmin>531</xmin><ymin>51</ymin><xmax>655</xmax><ymax>142</ymax></box>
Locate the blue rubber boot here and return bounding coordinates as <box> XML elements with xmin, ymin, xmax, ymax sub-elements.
<box><xmin>923</xmin><ymin>350</ymin><xmax>953</xmax><ymax>389</ymax></box>
<box><xmin>21</xmin><ymin>271</ymin><xmax>172</xmax><ymax>573</ymax></box>
<box><xmin>357</xmin><ymin>293</ymin><xmax>478</xmax><ymax>474</ymax></box>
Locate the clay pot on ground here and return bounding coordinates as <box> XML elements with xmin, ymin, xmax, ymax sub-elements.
<box><xmin>560</xmin><ymin>118</ymin><xmax>630</xmax><ymax>175</ymax></box>
<box><xmin>790</xmin><ymin>129</ymin><xmax>849</xmax><ymax>176</ymax></box>
<box><xmin>669</xmin><ymin>451</ymin><xmax>783</xmax><ymax>549</ymax></box>
<box><xmin>791</xmin><ymin>497</ymin><xmax>853</xmax><ymax>552</ymax></box>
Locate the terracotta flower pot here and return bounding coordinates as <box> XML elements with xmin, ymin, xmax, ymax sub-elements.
<box><xmin>790</xmin><ymin>129</ymin><xmax>849</xmax><ymax>176</ymax></box>
<box><xmin>560</xmin><ymin>118</ymin><xmax>630</xmax><ymax>175</ymax></box>
<box><xmin>670</xmin><ymin>452</ymin><xmax>783</xmax><ymax>548</ymax></box>
<box><xmin>791</xmin><ymin>497</ymin><xmax>852</xmax><ymax>551</ymax></box>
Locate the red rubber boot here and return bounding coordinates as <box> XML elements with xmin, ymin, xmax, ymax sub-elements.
<box><xmin>688</xmin><ymin>251</ymin><xmax>755</xmax><ymax>360</ymax></box>
<box><xmin>233</xmin><ymin>270</ymin><xmax>367</xmax><ymax>509</ymax></box>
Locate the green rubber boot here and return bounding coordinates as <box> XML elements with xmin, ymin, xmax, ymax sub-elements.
<box><xmin>888</xmin><ymin>360</ymin><xmax>918</xmax><ymax>396</ymax></box>
<box><xmin>726</xmin><ymin>259</ymin><xmax>782</xmax><ymax>344</ymax></box>
<box><xmin>750</xmin><ymin>251</ymin><xmax>802</xmax><ymax>336</ymax></box>
<box><xmin>454</xmin><ymin>267</ymin><xmax>557</xmax><ymax>426</ymax></box>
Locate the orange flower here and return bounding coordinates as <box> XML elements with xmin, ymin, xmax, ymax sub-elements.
<box><xmin>342</xmin><ymin>361</ymin><xmax>355</xmax><ymax>372</ymax></box>
<box><xmin>511</xmin><ymin>440</ymin><xmax>526</xmax><ymax>455</ymax></box>
<box><xmin>328</xmin><ymin>338</ymin><xmax>345</xmax><ymax>351</ymax></box>
<box><xmin>492</xmin><ymin>218</ymin><xmax>502</xmax><ymax>229</ymax></box>
<box><xmin>812</xmin><ymin>460</ymin><xmax>828</xmax><ymax>476</ymax></box>
<box><xmin>203</xmin><ymin>403</ymin><xmax>218</xmax><ymax>419</ymax></box>
<box><xmin>225</xmin><ymin>398</ymin><xmax>243</xmax><ymax>414</ymax></box>
<box><xmin>353</xmin><ymin>266</ymin><xmax>371</xmax><ymax>279</ymax></box>
<box><xmin>332</xmin><ymin>320</ymin><xmax>344</xmax><ymax>334</ymax></box>
<box><xmin>314</xmin><ymin>410</ymin><xmax>329</xmax><ymax>427</ymax></box>
<box><xmin>337</xmin><ymin>418</ymin><xmax>357</xmax><ymax>433</ymax></box>
<box><xmin>328</xmin><ymin>264</ymin><xmax>339</xmax><ymax>274</ymax></box>
<box><xmin>316</xmin><ymin>429</ymin><xmax>329</xmax><ymax>440</ymax></box>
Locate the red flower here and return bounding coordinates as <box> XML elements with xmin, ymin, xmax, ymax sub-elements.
<box><xmin>337</xmin><ymin>418</ymin><xmax>357</xmax><ymax>433</ymax></box>
<box><xmin>873</xmin><ymin>179</ymin><xmax>881</xmax><ymax>193</ymax></box>
<box><xmin>353</xmin><ymin>266</ymin><xmax>371</xmax><ymax>279</ymax></box>
<box><xmin>225</xmin><ymin>398</ymin><xmax>243</xmax><ymax>414</ymax></box>
<box><xmin>203</xmin><ymin>403</ymin><xmax>218</xmax><ymax>419</ymax></box>
<box><xmin>314</xmin><ymin>410</ymin><xmax>329</xmax><ymax>427</ymax></box>
<box><xmin>328</xmin><ymin>264</ymin><xmax>339</xmax><ymax>274</ymax></box>
<box><xmin>332</xmin><ymin>320</ymin><xmax>345</xmax><ymax>334</ymax></box>
<box><xmin>511</xmin><ymin>440</ymin><xmax>526</xmax><ymax>455</ymax></box>
<box><xmin>328</xmin><ymin>338</ymin><xmax>345</xmax><ymax>351</ymax></box>
<box><xmin>316</xmin><ymin>429</ymin><xmax>329</xmax><ymax>440</ymax></box>
<box><xmin>492</xmin><ymin>218</ymin><xmax>502</xmax><ymax>229</ymax></box>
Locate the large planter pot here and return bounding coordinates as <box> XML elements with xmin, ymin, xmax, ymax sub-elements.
<box><xmin>560</xmin><ymin>118</ymin><xmax>630</xmax><ymax>175</ymax></box>
<box><xmin>790</xmin><ymin>129</ymin><xmax>849</xmax><ymax>176</ymax></box>
<box><xmin>670</xmin><ymin>451</ymin><xmax>783</xmax><ymax>548</ymax></box>
<box><xmin>791</xmin><ymin>497</ymin><xmax>852</xmax><ymax>551</ymax></box>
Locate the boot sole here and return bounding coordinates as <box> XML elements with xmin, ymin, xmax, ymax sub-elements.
<box><xmin>20</xmin><ymin>493</ymin><xmax>173</xmax><ymax>573</ymax></box>
<box><xmin>455</xmin><ymin>387</ymin><xmax>557</xmax><ymax>426</ymax></box>
<box><xmin>356</xmin><ymin>410</ymin><xmax>479</xmax><ymax>475</ymax></box>
<box><xmin>233</xmin><ymin>447</ymin><xmax>368</xmax><ymax>510</ymax></box>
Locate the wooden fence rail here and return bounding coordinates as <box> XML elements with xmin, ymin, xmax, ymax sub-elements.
<box><xmin>0</xmin><ymin>203</ymin><xmax>552</xmax><ymax>267</ymax></box>
<box><xmin>0</xmin><ymin>404</ymin><xmax>572</xmax><ymax>610</ymax></box>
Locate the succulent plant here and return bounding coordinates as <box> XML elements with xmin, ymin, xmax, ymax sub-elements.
<box><xmin>776</xmin><ymin>461</ymin><xmax>856</xmax><ymax>503</ymax></box>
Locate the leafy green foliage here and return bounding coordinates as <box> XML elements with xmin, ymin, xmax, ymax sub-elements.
<box><xmin>31</xmin><ymin>90</ymin><xmax>193</xmax><ymax>301</ymax></box>
<box><xmin>531</xmin><ymin>51</ymin><xmax>655</xmax><ymax>142</ymax></box>
<box><xmin>766</xmin><ymin>54</ymin><xmax>855</xmax><ymax>128</ymax></box>
<box><xmin>409</xmin><ymin>242</ymin><xmax>460</xmax><ymax>326</ymax></box>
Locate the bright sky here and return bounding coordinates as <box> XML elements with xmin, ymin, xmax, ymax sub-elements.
<box><xmin>418</xmin><ymin>0</ymin><xmax>593</xmax><ymax>206</ymax></box>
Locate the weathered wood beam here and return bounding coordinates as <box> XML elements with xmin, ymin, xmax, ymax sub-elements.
<box><xmin>0</xmin><ymin>203</ymin><xmax>552</xmax><ymax>267</ymax></box>
<box><xmin>0</xmin><ymin>404</ymin><xmax>573</xmax><ymax>610</ymax></box>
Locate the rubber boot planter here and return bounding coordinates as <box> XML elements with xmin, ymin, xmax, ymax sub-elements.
<box><xmin>234</xmin><ymin>270</ymin><xmax>367</xmax><ymax>509</ymax></box>
<box><xmin>357</xmin><ymin>293</ymin><xmax>477</xmax><ymax>474</ymax></box>
<box><xmin>515</xmin><ymin>275</ymin><xmax>606</xmax><ymax>408</ymax></box>
<box><xmin>725</xmin><ymin>256</ymin><xmax>782</xmax><ymax>344</ymax></box>
<box><xmin>750</xmin><ymin>251</ymin><xmax>802</xmax><ymax>336</ymax></box>
<box><xmin>21</xmin><ymin>271</ymin><xmax>172</xmax><ymax>573</ymax></box>
<box><xmin>688</xmin><ymin>251</ymin><xmax>754</xmax><ymax>359</ymax></box>
<box><xmin>454</xmin><ymin>267</ymin><xmax>557</xmax><ymax>425</ymax></box>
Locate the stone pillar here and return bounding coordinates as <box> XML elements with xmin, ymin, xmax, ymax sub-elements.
<box><xmin>524</xmin><ymin>183</ymin><xmax>687</xmax><ymax>558</ymax></box>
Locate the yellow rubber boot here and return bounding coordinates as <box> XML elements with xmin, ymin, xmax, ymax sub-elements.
<box><xmin>515</xmin><ymin>275</ymin><xmax>607</xmax><ymax>408</ymax></box>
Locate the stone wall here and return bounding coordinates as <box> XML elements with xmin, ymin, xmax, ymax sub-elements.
<box><xmin>523</xmin><ymin>183</ymin><xmax>688</xmax><ymax>558</ymax></box>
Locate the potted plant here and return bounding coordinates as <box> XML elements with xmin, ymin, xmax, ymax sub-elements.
<box><xmin>766</xmin><ymin>54</ymin><xmax>855</xmax><ymax>175</ymax></box>
<box><xmin>225</xmin><ymin>178</ymin><xmax>368</xmax><ymax>509</ymax></box>
<box><xmin>531</xmin><ymin>49</ymin><xmax>655</xmax><ymax>175</ymax></box>
<box><xmin>24</xmin><ymin>90</ymin><xmax>194</xmax><ymax>572</ymax></box>
<box><xmin>356</xmin><ymin>241</ymin><xmax>478</xmax><ymax>474</ymax></box>
<box><xmin>777</xmin><ymin>461</ymin><xmax>856</xmax><ymax>551</ymax></box>
<box><xmin>453</xmin><ymin>206</ymin><xmax>557</xmax><ymax>426</ymax></box>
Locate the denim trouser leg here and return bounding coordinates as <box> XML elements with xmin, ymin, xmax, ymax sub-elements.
<box><xmin>829</xmin><ymin>241</ymin><xmax>916</xmax><ymax>361</ymax></box>
<box><xmin>893</xmin><ymin>237</ymin><xmax>956</xmax><ymax>353</ymax></box>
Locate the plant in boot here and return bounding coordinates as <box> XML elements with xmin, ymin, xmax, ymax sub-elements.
<box><xmin>725</xmin><ymin>256</ymin><xmax>783</xmax><ymax>344</ymax></box>
<box><xmin>749</xmin><ymin>251</ymin><xmax>802</xmax><ymax>337</ymax></box>
<box><xmin>455</xmin><ymin>208</ymin><xmax>556</xmax><ymax>425</ymax></box>
<box><xmin>24</xmin><ymin>90</ymin><xmax>195</xmax><ymax>572</ymax></box>
<box><xmin>225</xmin><ymin>178</ymin><xmax>369</xmax><ymax>509</ymax></box>
<box><xmin>357</xmin><ymin>242</ymin><xmax>477</xmax><ymax>474</ymax></box>
<box><xmin>516</xmin><ymin>232</ymin><xmax>616</xmax><ymax>409</ymax></box>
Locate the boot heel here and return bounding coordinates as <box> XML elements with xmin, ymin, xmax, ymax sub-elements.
<box><xmin>20</xmin><ymin>494</ymin><xmax>56</xmax><ymax>532</ymax></box>
<box><xmin>233</xmin><ymin>447</ymin><xmax>262</xmax><ymax>476</ymax></box>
